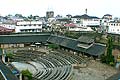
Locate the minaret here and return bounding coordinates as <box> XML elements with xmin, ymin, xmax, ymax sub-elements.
<box><xmin>85</xmin><ymin>8</ymin><xmax>87</xmax><ymax>15</ymax></box>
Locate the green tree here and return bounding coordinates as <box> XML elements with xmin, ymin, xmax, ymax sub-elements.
<box><xmin>106</xmin><ymin>36</ymin><xmax>114</xmax><ymax>65</ymax></box>
<box><xmin>21</xmin><ymin>69</ymin><xmax>32</xmax><ymax>80</ymax></box>
<box><xmin>48</xmin><ymin>44</ymin><xmax>59</xmax><ymax>50</ymax></box>
<box><xmin>6</xmin><ymin>53</ymin><xmax>14</xmax><ymax>59</ymax></box>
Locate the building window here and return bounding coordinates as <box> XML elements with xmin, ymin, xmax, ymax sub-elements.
<box><xmin>117</xmin><ymin>29</ymin><xmax>119</xmax><ymax>31</ymax></box>
<box><xmin>34</xmin><ymin>24</ymin><xmax>36</xmax><ymax>26</ymax></box>
<box><xmin>38</xmin><ymin>24</ymin><xmax>41</xmax><ymax>26</ymax></box>
<box><xmin>114</xmin><ymin>24</ymin><xmax>115</xmax><ymax>26</ymax></box>
<box><xmin>116</xmin><ymin>24</ymin><xmax>118</xmax><ymax>26</ymax></box>
<box><xmin>32</xmin><ymin>29</ymin><xmax>35</xmax><ymax>32</ymax></box>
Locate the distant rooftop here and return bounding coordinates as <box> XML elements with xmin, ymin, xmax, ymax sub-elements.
<box><xmin>109</xmin><ymin>20</ymin><xmax>120</xmax><ymax>23</ymax></box>
<box><xmin>104</xmin><ymin>14</ymin><xmax>112</xmax><ymax>16</ymax></box>
<box><xmin>72</xmin><ymin>14</ymin><xmax>99</xmax><ymax>19</ymax></box>
<box><xmin>0</xmin><ymin>26</ymin><xmax>14</xmax><ymax>33</ymax></box>
<box><xmin>64</xmin><ymin>23</ymin><xmax>77</xmax><ymax>27</ymax></box>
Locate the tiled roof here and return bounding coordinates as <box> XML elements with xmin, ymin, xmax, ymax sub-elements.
<box><xmin>0</xmin><ymin>34</ymin><xmax>50</xmax><ymax>43</ymax></box>
<box><xmin>0</xmin><ymin>33</ymin><xmax>106</xmax><ymax>56</ymax></box>
<box><xmin>0</xmin><ymin>26</ymin><xmax>14</xmax><ymax>32</ymax></box>
<box><xmin>64</xmin><ymin>23</ymin><xmax>77</xmax><ymax>27</ymax></box>
<box><xmin>48</xmin><ymin>35</ymin><xmax>106</xmax><ymax>56</ymax></box>
<box><xmin>78</xmin><ymin>35</ymin><xmax>94</xmax><ymax>44</ymax></box>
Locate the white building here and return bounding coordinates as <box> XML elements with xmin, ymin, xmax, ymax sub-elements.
<box><xmin>107</xmin><ymin>21</ymin><xmax>120</xmax><ymax>34</ymax></box>
<box><xmin>64</xmin><ymin>23</ymin><xmax>93</xmax><ymax>32</ymax></box>
<box><xmin>72</xmin><ymin>14</ymin><xmax>100</xmax><ymax>27</ymax></box>
<box><xmin>69</xmin><ymin>26</ymin><xmax>93</xmax><ymax>32</ymax></box>
<box><xmin>15</xmin><ymin>21</ymin><xmax>42</xmax><ymax>33</ymax></box>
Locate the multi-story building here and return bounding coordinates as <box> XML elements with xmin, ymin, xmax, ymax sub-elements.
<box><xmin>72</xmin><ymin>14</ymin><xmax>100</xmax><ymax>27</ymax></box>
<box><xmin>107</xmin><ymin>20</ymin><xmax>120</xmax><ymax>34</ymax></box>
<box><xmin>64</xmin><ymin>23</ymin><xmax>93</xmax><ymax>32</ymax></box>
<box><xmin>15</xmin><ymin>21</ymin><xmax>42</xmax><ymax>33</ymax></box>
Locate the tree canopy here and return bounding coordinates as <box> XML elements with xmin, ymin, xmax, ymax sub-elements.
<box><xmin>48</xmin><ymin>44</ymin><xmax>59</xmax><ymax>50</ymax></box>
<box><xmin>100</xmin><ymin>36</ymin><xmax>115</xmax><ymax>66</ymax></box>
<box><xmin>21</xmin><ymin>69</ymin><xmax>32</xmax><ymax>80</ymax></box>
<box><xmin>106</xmin><ymin>36</ymin><xmax>114</xmax><ymax>65</ymax></box>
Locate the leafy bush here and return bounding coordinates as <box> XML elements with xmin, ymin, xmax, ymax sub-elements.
<box><xmin>48</xmin><ymin>44</ymin><xmax>59</xmax><ymax>50</ymax></box>
<box><xmin>21</xmin><ymin>69</ymin><xmax>32</xmax><ymax>80</ymax></box>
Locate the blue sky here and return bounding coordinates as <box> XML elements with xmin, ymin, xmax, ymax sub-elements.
<box><xmin>0</xmin><ymin>0</ymin><xmax>119</xmax><ymax>17</ymax></box>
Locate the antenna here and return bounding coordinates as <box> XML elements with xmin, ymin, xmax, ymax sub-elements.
<box><xmin>85</xmin><ymin>8</ymin><xmax>87</xmax><ymax>15</ymax></box>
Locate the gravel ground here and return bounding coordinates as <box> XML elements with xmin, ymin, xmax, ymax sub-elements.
<box><xmin>72</xmin><ymin>60</ymin><xmax>118</xmax><ymax>80</ymax></box>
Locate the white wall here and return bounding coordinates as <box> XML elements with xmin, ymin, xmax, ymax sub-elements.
<box><xmin>108</xmin><ymin>25</ymin><xmax>120</xmax><ymax>34</ymax></box>
<box><xmin>17</xmin><ymin>21</ymin><xmax>42</xmax><ymax>25</ymax></box>
<box><xmin>68</xmin><ymin>26</ymin><xmax>93</xmax><ymax>31</ymax></box>
<box><xmin>82</xmin><ymin>20</ymin><xmax>100</xmax><ymax>26</ymax></box>
<box><xmin>72</xmin><ymin>18</ymin><xmax>100</xmax><ymax>26</ymax></box>
<box><xmin>15</xmin><ymin>25</ymin><xmax>42</xmax><ymax>32</ymax></box>
<box><xmin>15</xmin><ymin>21</ymin><xmax>42</xmax><ymax>33</ymax></box>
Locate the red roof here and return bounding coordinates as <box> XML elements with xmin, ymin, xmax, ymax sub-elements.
<box><xmin>0</xmin><ymin>26</ymin><xmax>14</xmax><ymax>32</ymax></box>
<box><xmin>64</xmin><ymin>23</ymin><xmax>77</xmax><ymax>27</ymax></box>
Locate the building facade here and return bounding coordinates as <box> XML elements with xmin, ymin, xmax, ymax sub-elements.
<box><xmin>15</xmin><ymin>21</ymin><xmax>42</xmax><ymax>33</ymax></box>
<box><xmin>72</xmin><ymin>14</ymin><xmax>100</xmax><ymax>27</ymax></box>
<box><xmin>107</xmin><ymin>21</ymin><xmax>120</xmax><ymax>34</ymax></box>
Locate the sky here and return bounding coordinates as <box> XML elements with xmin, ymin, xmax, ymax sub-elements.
<box><xmin>0</xmin><ymin>0</ymin><xmax>119</xmax><ymax>18</ymax></box>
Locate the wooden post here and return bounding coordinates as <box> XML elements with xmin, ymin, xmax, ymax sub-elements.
<box><xmin>19</xmin><ymin>73</ymin><xmax>22</xmax><ymax>80</ymax></box>
<box><xmin>2</xmin><ymin>49</ymin><xmax>5</xmax><ymax>63</ymax></box>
